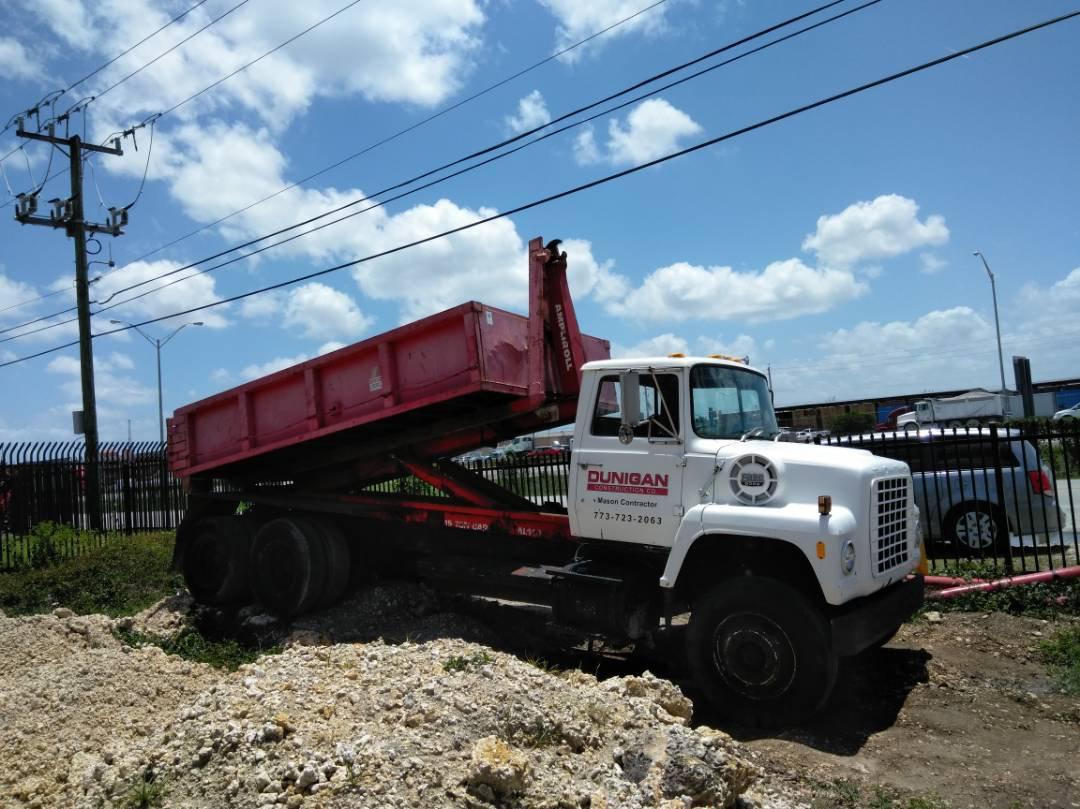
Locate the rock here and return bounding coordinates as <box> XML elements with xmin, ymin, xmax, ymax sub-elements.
<box><xmin>296</xmin><ymin>764</ymin><xmax>319</xmax><ymax>789</ymax></box>
<box><xmin>620</xmin><ymin>726</ymin><xmax>760</xmax><ymax>807</ymax></box>
<box><xmin>925</xmin><ymin>611</ymin><xmax>944</xmax><ymax>623</ymax></box>
<box><xmin>466</xmin><ymin>736</ymin><xmax>530</xmax><ymax>796</ymax></box>
<box><xmin>53</xmin><ymin>607</ymin><xmax>74</xmax><ymax>619</ymax></box>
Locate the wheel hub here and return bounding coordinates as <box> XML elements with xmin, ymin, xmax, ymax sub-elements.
<box><xmin>955</xmin><ymin>511</ymin><xmax>994</xmax><ymax>549</ymax></box>
<box><xmin>712</xmin><ymin>613</ymin><xmax>796</xmax><ymax>700</ymax></box>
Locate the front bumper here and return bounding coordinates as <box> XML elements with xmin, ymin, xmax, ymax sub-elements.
<box><xmin>830</xmin><ymin>575</ymin><xmax>924</xmax><ymax>656</ymax></box>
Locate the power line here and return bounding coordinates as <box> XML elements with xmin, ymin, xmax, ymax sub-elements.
<box><xmin>65</xmin><ymin>0</ymin><xmax>212</xmax><ymax>95</ymax></box>
<box><xmin>90</xmin><ymin>0</ymin><xmax>255</xmax><ymax>107</ymax></box>
<box><xmin>115</xmin><ymin>0</ymin><xmax>674</xmax><ymax>266</ymax></box>
<box><xmin>83</xmin><ymin>0</ymin><xmax>886</xmax><ymax>325</ymax></box>
<box><xmin>23</xmin><ymin>0</ymin><xmax>865</xmax><ymax>328</ymax></box>
<box><xmin>0</xmin><ymin>0</ymin><xmax>211</xmax><ymax>136</ymax></box>
<box><xmin>3</xmin><ymin>8</ymin><xmax>1075</xmax><ymax>370</ymax></box>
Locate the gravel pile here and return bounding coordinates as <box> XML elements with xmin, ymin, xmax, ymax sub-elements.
<box><xmin>0</xmin><ymin>588</ymin><xmax>765</xmax><ymax>809</ymax></box>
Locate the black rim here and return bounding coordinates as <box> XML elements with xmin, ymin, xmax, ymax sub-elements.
<box><xmin>260</xmin><ymin>533</ymin><xmax>301</xmax><ymax>595</ymax></box>
<box><xmin>711</xmin><ymin>612</ymin><xmax>796</xmax><ymax>701</ymax></box>
<box><xmin>186</xmin><ymin>531</ymin><xmax>227</xmax><ymax>594</ymax></box>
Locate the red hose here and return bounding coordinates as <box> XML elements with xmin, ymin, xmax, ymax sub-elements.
<box><xmin>924</xmin><ymin>575</ymin><xmax>987</xmax><ymax>586</ymax></box>
<box><xmin>927</xmin><ymin>565</ymin><xmax>1080</xmax><ymax>599</ymax></box>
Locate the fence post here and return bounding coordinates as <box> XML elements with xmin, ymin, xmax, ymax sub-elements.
<box><xmin>989</xmin><ymin>423</ymin><xmax>1014</xmax><ymax>574</ymax></box>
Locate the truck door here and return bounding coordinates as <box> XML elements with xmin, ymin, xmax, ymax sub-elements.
<box><xmin>572</xmin><ymin>371</ymin><xmax>684</xmax><ymax>546</ymax></box>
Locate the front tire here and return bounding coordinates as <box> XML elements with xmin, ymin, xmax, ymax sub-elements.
<box><xmin>686</xmin><ymin>576</ymin><xmax>837</xmax><ymax>727</ymax></box>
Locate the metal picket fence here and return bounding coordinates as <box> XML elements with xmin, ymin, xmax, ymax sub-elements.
<box><xmin>0</xmin><ymin>441</ymin><xmax>185</xmax><ymax>570</ymax></box>
<box><xmin>820</xmin><ymin>421</ymin><xmax>1080</xmax><ymax>573</ymax></box>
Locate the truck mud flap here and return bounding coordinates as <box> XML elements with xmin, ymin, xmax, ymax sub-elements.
<box><xmin>830</xmin><ymin>575</ymin><xmax>924</xmax><ymax>656</ymax></box>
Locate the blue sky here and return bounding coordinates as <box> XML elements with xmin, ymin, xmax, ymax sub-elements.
<box><xmin>0</xmin><ymin>0</ymin><xmax>1077</xmax><ymax>441</ymax></box>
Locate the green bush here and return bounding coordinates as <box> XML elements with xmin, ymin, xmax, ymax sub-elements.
<box><xmin>829</xmin><ymin>411</ymin><xmax>876</xmax><ymax>436</ymax></box>
<box><xmin>0</xmin><ymin>531</ymin><xmax>180</xmax><ymax>617</ymax></box>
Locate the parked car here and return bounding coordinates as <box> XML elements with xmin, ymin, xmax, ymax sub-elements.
<box><xmin>528</xmin><ymin>444</ymin><xmax>569</xmax><ymax>458</ymax></box>
<box><xmin>1053</xmin><ymin>402</ymin><xmax>1080</xmax><ymax>421</ymax></box>
<box><xmin>832</xmin><ymin>428</ymin><xmax>1063</xmax><ymax>554</ymax></box>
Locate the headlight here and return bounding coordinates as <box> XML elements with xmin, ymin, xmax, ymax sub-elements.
<box><xmin>841</xmin><ymin>540</ymin><xmax>856</xmax><ymax>575</ymax></box>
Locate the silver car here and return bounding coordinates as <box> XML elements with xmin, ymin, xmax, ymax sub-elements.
<box><xmin>833</xmin><ymin>428</ymin><xmax>1062</xmax><ymax>554</ymax></box>
<box><xmin>1053</xmin><ymin>402</ymin><xmax>1080</xmax><ymax>421</ymax></box>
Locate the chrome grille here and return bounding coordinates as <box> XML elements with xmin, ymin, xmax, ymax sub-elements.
<box><xmin>873</xmin><ymin>477</ymin><xmax>910</xmax><ymax>575</ymax></box>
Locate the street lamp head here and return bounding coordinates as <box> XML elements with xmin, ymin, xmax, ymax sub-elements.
<box><xmin>192</xmin><ymin>321</ymin><xmax>204</xmax><ymax>327</ymax></box>
<box><xmin>972</xmin><ymin>251</ymin><xmax>981</xmax><ymax>257</ymax></box>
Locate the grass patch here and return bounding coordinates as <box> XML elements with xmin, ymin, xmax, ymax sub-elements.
<box><xmin>121</xmin><ymin>779</ymin><xmax>165</xmax><ymax>809</ymax></box>
<box><xmin>811</xmin><ymin>779</ymin><xmax>950</xmax><ymax>809</ymax></box>
<box><xmin>922</xmin><ymin>561</ymin><xmax>1080</xmax><ymax>619</ymax></box>
<box><xmin>0</xmin><ymin>531</ymin><xmax>179</xmax><ymax>617</ymax></box>
<box><xmin>115</xmin><ymin>625</ymin><xmax>280</xmax><ymax>671</ymax></box>
<box><xmin>1038</xmin><ymin>623</ymin><xmax>1080</xmax><ymax>695</ymax></box>
<box><xmin>442</xmin><ymin>650</ymin><xmax>493</xmax><ymax>672</ymax></box>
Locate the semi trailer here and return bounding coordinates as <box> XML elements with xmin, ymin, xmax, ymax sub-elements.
<box><xmin>171</xmin><ymin>237</ymin><xmax>923</xmax><ymax>723</ymax></box>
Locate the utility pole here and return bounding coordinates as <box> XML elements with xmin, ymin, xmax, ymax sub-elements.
<box><xmin>14</xmin><ymin>122</ymin><xmax>126</xmax><ymax>530</ymax></box>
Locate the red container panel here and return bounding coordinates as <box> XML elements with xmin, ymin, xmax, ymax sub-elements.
<box><xmin>169</xmin><ymin>300</ymin><xmax>608</xmax><ymax>480</ymax></box>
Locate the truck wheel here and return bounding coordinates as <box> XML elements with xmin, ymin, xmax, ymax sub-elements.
<box><xmin>182</xmin><ymin>517</ymin><xmax>253</xmax><ymax>605</ymax></box>
<box><xmin>686</xmin><ymin>576</ymin><xmax>837</xmax><ymax>727</ymax></box>
<box><xmin>313</xmin><ymin>518</ymin><xmax>351</xmax><ymax>609</ymax></box>
<box><xmin>944</xmin><ymin>502</ymin><xmax>1009</xmax><ymax>555</ymax></box>
<box><xmin>250</xmin><ymin>517</ymin><xmax>328</xmax><ymax>618</ymax></box>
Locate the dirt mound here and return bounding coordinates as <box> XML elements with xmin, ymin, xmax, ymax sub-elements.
<box><xmin>0</xmin><ymin>589</ymin><xmax>761</xmax><ymax>808</ymax></box>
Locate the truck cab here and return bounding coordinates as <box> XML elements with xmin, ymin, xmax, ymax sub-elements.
<box><xmin>563</xmin><ymin>355</ymin><xmax>924</xmax><ymax>721</ymax></box>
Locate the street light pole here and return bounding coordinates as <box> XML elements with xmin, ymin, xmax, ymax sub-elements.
<box><xmin>111</xmin><ymin>321</ymin><xmax>203</xmax><ymax>442</ymax></box>
<box><xmin>973</xmin><ymin>251</ymin><xmax>1007</xmax><ymax>395</ymax></box>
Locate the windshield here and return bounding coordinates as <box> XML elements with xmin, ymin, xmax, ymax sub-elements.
<box><xmin>690</xmin><ymin>364</ymin><xmax>778</xmax><ymax>439</ymax></box>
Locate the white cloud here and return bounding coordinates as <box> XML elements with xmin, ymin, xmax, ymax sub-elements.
<box><xmin>538</xmin><ymin>0</ymin><xmax>672</xmax><ymax>62</ymax></box>
<box><xmin>93</xmin><ymin>259</ymin><xmax>229</xmax><ymax>329</ymax></box>
<box><xmin>37</xmin><ymin>0</ymin><xmax>488</xmax><ymax>139</ymax></box>
<box><xmin>94</xmin><ymin>121</ymin><xmax>616</xmax><ymax>326</ymax></box>
<box><xmin>317</xmin><ymin>340</ymin><xmax>345</xmax><ymax>355</ymax></box>
<box><xmin>919</xmin><ymin>253</ymin><xmax>947</xmax><ymax>274</ymax></box>
<box><xmin>505</xmin><ymin>90</ymin><xmax>551</xmax><ymax>134</ymax></box>
<box><xmin>239</xmin><ymin>291</ymin><xmax>285</xmax><ymax>321</ymax></box>
<box><xmin>612</xmin><ymin>333</ymin><xmax>760</xmax><ymax>362</ymax></box>
<box><xmin>771</xmin><ymin>307</ymin><xmax>996</xmax><ymax>404</ymax></box>
<box><xmin>0</xmin><ymin>273</ymin><xmax>40</xmax><ymax>323</ymax></box>
<box><xmin>606</xmin><ymin>259</ymin><xmax>867</xmax><ymax>323</ymax></box>
<box><xmin>46</xmin><ymin>349</ymin><xmax>155</xmax><ymax>407</ymax></box>
<box><xmin>573</xmin><ymin>128</ymin><xmax>600</xmax><ymax>165</ymax></box>
<box><xmin>283</xmin><ymin>283</ymin><xmax>373</xmax><ymax>341</ymax></box>
<box><xmin>240</xmin><ymin>354</ymin><xmax>311</xmax><ymax>381</ymax></box>
<box><xmin>802</xmin><ymin>194</ymin><xmax>949</xmax><ymax>269</ymax></box>
<box><xmin>611</xmin><ymin>333</ymin><xmax>689</xmax><ymax>358</ymax></box>
<box><xmin>574</xmin><ymin>99</ymin><xmax>701</xmax><ymax>167</ymax></box>
<box><xmin>0</xmin><ymin>36</ymin><xmax>44</xmax><ymax>81</ymax></box>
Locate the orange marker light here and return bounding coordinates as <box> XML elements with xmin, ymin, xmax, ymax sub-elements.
<box><xmin>816</xmin><ymin>541</ymin><xmax>826</xmax><ymax>560</ymax></box>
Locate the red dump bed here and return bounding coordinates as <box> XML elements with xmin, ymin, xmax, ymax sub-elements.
<box><xmin>169</xmin><ymin>297</ymin><xmax>608</xmax><ymax>483</ymax></box>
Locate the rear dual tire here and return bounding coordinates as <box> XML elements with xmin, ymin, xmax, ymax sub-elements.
<box><xmin>249</xmin><ymin>516</ymin><xmax>352</xmax><ymax>618</ymax></box>
<box><xmin>182</xmin><ymin>516</ymin><xmax>254</xmax><ymax>605</ymax></box>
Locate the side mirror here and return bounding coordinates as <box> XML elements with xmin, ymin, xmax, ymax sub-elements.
<box><xmin>619</xmin><ymin>372</ymin><xmax>641</xmax><ymax>439</ymax></box>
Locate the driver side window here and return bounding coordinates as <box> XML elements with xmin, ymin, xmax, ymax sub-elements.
<box><xmin>590</xmin><ymin>374</ymin><xmax>680</xmax><ymax>438</ymax></box>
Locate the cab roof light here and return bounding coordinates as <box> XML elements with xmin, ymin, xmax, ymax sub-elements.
<box><xmin>707</xmin><ymin>353</ymin><xmax>748</xmax><ymax>364</ymax></box>
<box><xmin>667</xmin><ymin>353</ymin><xmax>686</xmax><ymax>358</ymax></box>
